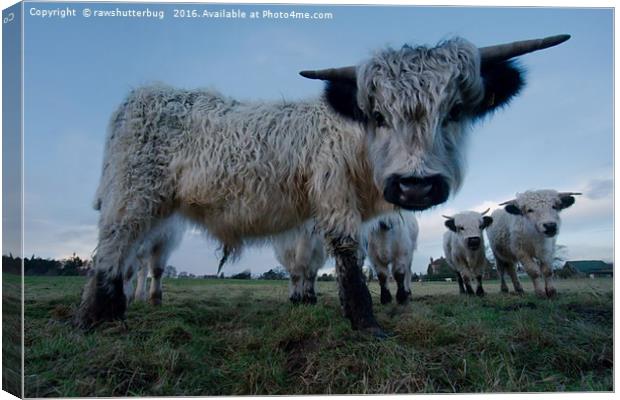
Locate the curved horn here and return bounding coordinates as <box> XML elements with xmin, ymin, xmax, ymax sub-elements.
<box><xmin>479</xmin><ymin>34</ymin><xmax>571</xmax><ymax>63</ymax></box>
<box><xmin>558</xmin><ymin>192</ymin><xmax>582</xmax><ymax>197</ymax></box>
<box><xmin>299</xmin><ymin>66</ymin><xmax>357</xmax><ymax>82</ymax></box>
<box><xmin>480</xmin><ymin>208</ymin><xmax>491</xmax><ymax>216</ymax></box>
<box><xmin>441</xmin><ymin>215</ymin><xmax>453</xmax><ymax>219</ymax></box>
<box><xmin>498</xmin><ymin>200</ymin><xmax>515</xmax><ymax>206</ymax></box>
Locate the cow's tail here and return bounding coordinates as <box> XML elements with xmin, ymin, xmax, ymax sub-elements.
<box><xmin>217</xmin><ymin>245</ymin><xmax>232</xmax><ymax>275</ymax></box>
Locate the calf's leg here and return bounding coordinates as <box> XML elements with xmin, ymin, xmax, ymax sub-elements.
<box><xmin>520</xmin><ymin>257</ymin><xmax>546</xmax><ymax>298</ymax></box>
<box><xmin>496</xmin><ymin>260</ymin><xmax>510</xmax><ymax>293</ymax></box>
<box><xmin>134</xmin><ymin>262</ymin><xmax>148</xmax><ymax>302</ymax></box>
<box><xmin>504</xmin><ymin>261</ymin><xmax>524</xmax><ymax>295</ymax></box>
<box><xmin>393</xmin><ymin>262</ymin><xmax>412</xmax><ymax>304</ymax></box>
<box><xmin>374</xmin><ymin>262</ymin><xmax>392</xmax><ymax>304</ymax></box>
<box><xmin>456</xmin><ymin>271</ymin><xmax>467</xmax><ymax>294</ymax></box>
<box><xmin>302</xmin><ymin>266</ymin><xmax>318</xmax><ymax>304</ymax></box>
<box><xmin>540</xmin><ymin>262</ymin><xmax>557</xmax><ymax>298</ymax></box>
<box><xmin>146</xmin><ymin>242</ymin><xmax>171</xmax><ymax>306</ymax></box>
<box><xmin>463</xmin><ymin>275</ymin><xmax>475</xmax><ymax>296</ymax></box>
<box><xmin>475</xmin><ymin>275</ymin><xmax>485</xmax><ymax>297</ymax></box>
<box><xmin>123</xmin><ymin>267</ymin><xmax>136</xmax><ymax>305</ymax></box>
<box><xmin>288</xmin><ymin>273</ymin><xmax>304</xmax><ymax>304</ymax></box>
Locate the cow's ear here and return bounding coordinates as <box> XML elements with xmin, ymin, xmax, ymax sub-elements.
<box><xmin>444</xmin><ymin>219</ymin><xmax>457</xmax><ymax>232</ymax></box>
<box><xmin>324</xmin><ymin>80</ymin><xmax>366</xmax><ymax>123</ymax></box>
<box><xmin>504</xmin><ymin>204</ymin><xmax>522</xmax><ymax>215</ymax></box>
<box><xmin>475</xmin><ymin>60</ymin><xmax>525</xmax><ymax>118</ymax></box>
<box><xmin>481</xmin><ymin>216</ymin><xmax>493</xmax><ymax>229</ymax></box>
<box><xmin>557</xmin><ymin>195</ymin><xmax>576</xmax><ymax>210</ymax></box>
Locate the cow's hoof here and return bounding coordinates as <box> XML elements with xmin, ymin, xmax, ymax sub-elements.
<box><xmin>134</xmin><ymin>292</ymin><xmax>147</xmax><ymax>303</ymax></box>
<box><xmin>75</xmin><ymin>272</ymin><xmax>126</xmax><ymax>331</ymax></box>
<box><xmin>149</xmin><ymin>297</ymin><xmax>162</xmax><ymax>306</ymax></box>
<box><xmin>362</xmin><ymin>324</ymin><xmax>389</xmax><ymax>339</ymax></box>
<box><xmin>500</xmin><ymin>286</ymin><xmax>509</xmax><ymax>293</ymax></box>
<box><xmin>289</xmin><ymin>294</ymin><xmax>302</xmax><ymax>304</ymax></box>
<box><xmin>302</xmin><ymin>294</ymin><xmax>317</xmax><ymax>305</ymax></box>
<box><xmin>546</xmin><ymin>287</ymin><xmax>557</xmax><ymax>298</ymax></box>
<box><xmin>535</xmin><ymin>290</ymin><xmax>547</xmax><ymax>299</ymax></box>
<box><xmin>396</xmin><ymin>289</ymin><xmax>411</xmax><ymax>305</ymax></box>
<box><xmin>380</xmin><ymin>290</ymin><xmax>392</xmax><ymax>305</ymax></box>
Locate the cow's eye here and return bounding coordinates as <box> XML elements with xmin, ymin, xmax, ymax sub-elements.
<box><xmin>527</xmin><ymin>209</ymin><xmax>534</xmax><ymax>213</ymax></box>
<box><xmin>448</xmin><ymin>103</ymin><xmax>464</xmax><ymax>122</ymax></box>
<box><xmin>373</xmin><ymin>111</ymin><xmax>386</xmax><ymax>127</ymax></box>
<box><xmin>458</xmin><ymin>226</ymin><xmax>465</xmax><ymax>231</ymax></box>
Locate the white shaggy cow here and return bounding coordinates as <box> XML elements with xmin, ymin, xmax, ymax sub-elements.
<box><xmin>487</xmin><ymin>190</ymin><xmax>580</xmax><ymax>298</ymax></box>
<box><xmin>442</xmin><ymin>209</ymin><xmax>493</xmax><ymax>296</ymax></box>
<box><xmin>273</xmin><ymin>222</ymin><xmax>327</xmax><ymax>304</ymax></box>
<box><xmin>77</xmin><ymin>35</ymin><xmax>569</xmax><ymax>334</ymax></box>
<box><xmin>366</xmin><ymin>213</ymin><xmax>418</xmax><ymax>305</ymax></box>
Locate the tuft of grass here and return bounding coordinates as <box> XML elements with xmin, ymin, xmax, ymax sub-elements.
<box><xmin>21</xmin><ymin>275</ymin><xmax>613</xmax><ymax>396</ymax></box>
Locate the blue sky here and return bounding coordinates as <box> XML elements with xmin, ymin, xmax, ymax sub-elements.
<box><xmin>18</xmin><ymin>2</ymin><xmax>613</xmax><ymax>275</ymax></box>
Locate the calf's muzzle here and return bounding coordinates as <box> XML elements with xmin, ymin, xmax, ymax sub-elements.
<box><xmin>543</xmin><ymin>222</ymin><xmax>558</xmax><ymax>237</ymax></box>
<box><xmin>467</xmin><ymin>237</ymin><xmax>481</xmax><ymax>250</ymax></box>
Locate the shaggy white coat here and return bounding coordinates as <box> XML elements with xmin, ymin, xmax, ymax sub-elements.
<box><xmin>487</xmin><ymin>190</ymin><xmax>575</xmax><ymax>297</ymax></box>
<box><xmin>125</xmin><ymin>214</ymin><xmax>184</xmax><ymax>305</ymax></box>
<box><xmin>77</xmin><ymin>38</ymin><xmax>514</xmax><ymax>331</ymax></box>
<box><xmin>442</xmin><ymin>211</ymin><xmax>491</xmax><ymax>295</ymax></box>
<box><xmin>272</xmin><ymin>221</ymin><xmax>327</xmax><ymax>304</ymax></box>
<box><xmin>366</xmin><ymin>213</ymin><xmax>418</xmax><ymax>304</ymax></box>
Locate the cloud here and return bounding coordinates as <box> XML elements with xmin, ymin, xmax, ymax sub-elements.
<box><xmin>584</xmin><ymin>178</ymin><xmax>613</xmax><ymax>200</ymax></box>
<box><xmin>25</xmin><ymin>219</ymin><xmax>98</xmax><ymax>260</ymax></box>
<box><xmin>561</xmin><ymin>192</ymin><xmax>613</xmax><ymax>226</ymax></box>
<box><xmin>564</xmin><ymin>243</ymin><xmax>613</xmax><ymax>263</ymax></box>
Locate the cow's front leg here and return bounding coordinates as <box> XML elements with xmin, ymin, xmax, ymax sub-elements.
<box><xmin>540</xmin><ymin>261</ymin><xmax>557</xmax><ymax>298</ymax></box>
<box><xmin>520</xmin><ymin>257</ymin><xmax>546</xmax><ymax>298</ymax></box>
<box><xmin>331</xmin><ymin>236</ymin><xmax>383</xmax><ymax>336</ymax></box>
<box><xmin>374</xmin><ymin>262</ymin><xmax>392</xmax><ymax>304</ymax></box>
<box><xmin>475</xmin><ymin>275</ymin><xmax>485</xmax><ymax>297</ymax></box>
<box><xmin>302</xmin><ymin>267</ymin><xmax>318</xmax><ymax>304</ymax></box>
<box><xmin>393</xmin><ymin>263</ymin><xmax>412</xmax><ymax>304</ymax></box>
<box><xmin>463</xmin><ymin>275</ymin><xmax>475</xmax><ymax>296</ymax></box>
<box><xmin>455</xmin><ymin>271</ymin><xmax>467</xmax><ymax>294</ymax></box>
<box><xmin>288</xmin><ymin>273</ymin><xmax>303</xmax><ymax>304</ymax></box>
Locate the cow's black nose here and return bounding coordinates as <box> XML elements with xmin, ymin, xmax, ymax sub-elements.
<box><xmin>467</xmin><ymin>237</ymin><xmax>481</xmax><ymax>250</ymax></box>
<box><xmin>543</xmin><ymin>222</ymin><xmax>558</xmax><ymax>237</ymax></box>
<box><xmin>383</xmin><ymin>174</ymin><xmax>449</xmax><ymax>211</ymax></box>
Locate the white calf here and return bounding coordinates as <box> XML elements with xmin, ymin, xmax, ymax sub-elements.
<box><xmin>442</xmin><ymin>209</ymin><xmax>493</xmax><ymax>296</ymax></box>
<box><xmin>123</xmin><ymin>215</ymin><xmax>184</xmax><ymax>305</ymax></box>
<box><xmin>273</xmin><ymin>222</ymin><xmax>327</xmax><ymax>304</ymax></box>
<box><xmin>487</xmin><ymin>190</ymin><xmax>580</xmax><ymax>298</ymax></box>
<box><xmin>366</xmin><ymin>213</ymin><xmax>419</xmax><ymax>304</ymax></box>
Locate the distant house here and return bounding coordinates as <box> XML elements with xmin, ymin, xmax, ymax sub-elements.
<box><xmin>426</xmin><ymin>257</ymin><xmax>498</xmax><ymax>280</ymax></box>
<box><xmin>560</xmin><ymin>260</ymin><xmax>613</xmax><ymax>278</ymax></box>
<box><xmin>426</xmin><ymin>257</ymin><xmax>454</xmax><ymax>280</ymax></box>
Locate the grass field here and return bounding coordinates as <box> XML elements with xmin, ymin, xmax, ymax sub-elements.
<box><xmin>20</xmin><ymin>274</ymin><xmax>613</xmax><ymax>396</ymax></box>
